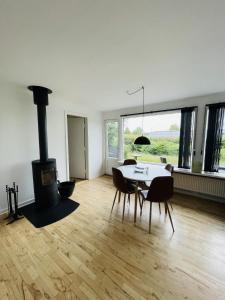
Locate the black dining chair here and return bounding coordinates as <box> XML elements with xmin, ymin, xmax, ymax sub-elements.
<box><xmin>140</xmin><ymin>176</ymin><xmax>175</xmax><ymax>233</ymax></box>
<box><xmin>165</xmin><ymin>163</ymin><xmax>174</xmax><ymax>173</ymax></box>
<box><xmin>141</xmin><ymin>165</ymin><xmax>174</xmax><ymax>214</ymax></box>
<box><xmin>111</xmin><ymin>167</ymin><xmax>141</xmax><ymax>221</ymax></box>
<box><xmin>164</xmin><ymin>164</ymin><xmax>174</xmax><ymax>210</ymax></box>
<box><xmin>123</xmin><ymin>159</ymin><xmax>137</xmax><ymax>186</ymax></box>
<box><xmin>123</xmin><ymin>159</ymin><xmax>137</xmax><ymax>165</ymax></box>
<box><xmin>160</xmin><ymin>157</ymin><xmax>167</xmax><ymax>164</ymax></box>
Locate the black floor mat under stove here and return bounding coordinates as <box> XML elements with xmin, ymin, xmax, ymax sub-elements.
<box><xmin>21</xmin><ymin>198</ymin><xmax>79</xmax><ymax>228</ymax></box>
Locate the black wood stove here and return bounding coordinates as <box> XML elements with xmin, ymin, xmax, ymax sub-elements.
<box><xmin>21</xmin><ymin>85</ymin><xmax>79</xmax><ymax>228</ymax></box>
<box><xmin>28</xmin><ymin>86</ymin><xmax>59</xmax><ymax>209</ymax></box>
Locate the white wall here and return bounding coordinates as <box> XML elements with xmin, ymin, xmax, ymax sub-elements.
<box><xmin>103</xmin><ymin>92</ymin><xmax>225</xmax><ymax>168</ymax></box>
<box><xmin>0</xmin><ymin>84</ymin><xmax>103</xmax><ymax>213</ymax></box>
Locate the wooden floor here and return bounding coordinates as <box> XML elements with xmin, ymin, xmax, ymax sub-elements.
<box><xmin>0</xmin><ymin>176</ymin><xmax>225</xmax><ymax>299</ymax></box>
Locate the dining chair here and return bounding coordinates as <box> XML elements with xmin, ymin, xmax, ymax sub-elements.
<box><xmin>123</xmin><ymin>159</ymin><xmax>137</xmax><ymax>165</ymax></box>
<box><xmin>111</xmin><ymin>167</ymin><xmax>141</xmax><ymax>221</ymax></box>
<box><xmin>165</xmin><ymin>163</ymin><xmax>174</xmax><ymax>173</ymax></box>
<box><xmin>123</xmin><ymin>159</ymin><xmax>137</xmax><ymax>187</ymax></box>
<box><xmin>140</xmin><ymin>176</ymin><xmax>175</xmax><ymax>233</ymax></box>
<box><xmin>160</xmin><ymin>157</ymin><xmax>167</xmax><ymax>164</ymax></box>
<box><xmin>164</xmin><ymin>164</ymin><xmax>174</xmax><ymax>210</ymax></box>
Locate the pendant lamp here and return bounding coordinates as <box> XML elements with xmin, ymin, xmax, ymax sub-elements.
<box><xmin>127</xmin><ymin>86</ymin><xmax>150</xmax><ymax>145</ymax></box>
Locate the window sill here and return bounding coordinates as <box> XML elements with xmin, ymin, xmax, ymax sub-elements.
<box><xmin>174</xmin><ymin>168</ymin><xmax>225</xmax><ymax>180</ymax></box>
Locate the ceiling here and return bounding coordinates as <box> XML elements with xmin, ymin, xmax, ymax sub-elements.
<box><xmin>1</xmin><ymin>0</ymin><xmax>225</xmax><ymax>111</ymax></box>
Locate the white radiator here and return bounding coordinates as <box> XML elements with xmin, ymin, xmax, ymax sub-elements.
<box><xmin>173</xmin><ymin>172</ymin><xmax>225</xmax><ymax>201</ymax></box>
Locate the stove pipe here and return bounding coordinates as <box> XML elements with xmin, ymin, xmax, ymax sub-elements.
<box><xmin>28</xmin><ymin>85</ymin><xmax>59</xmax><ymax>209</ymax></box>
<box><xmin>28</xmin><ymin>85</ymin><xmax>52</xmax><ymax>161</ymax></box>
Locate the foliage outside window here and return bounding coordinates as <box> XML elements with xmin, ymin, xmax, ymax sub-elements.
<box><xmin>106</xmin><ymin>120</ymin><xmax>119</xmax><ymax>158</ymax></box>
<box><xmin>123</xmin><ymin>112</ymin><xmax>181</xmax><ymax>165</ymax></box>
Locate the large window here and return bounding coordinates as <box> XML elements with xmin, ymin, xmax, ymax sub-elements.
<box><xmin>106</xmin><ymin>120</ymin><xmax>119</xmax><ymax>159</ymax></box>
<box><xmin>123</xmin><ymin>111</ymin><xmax>182</xmax><ymax>165</ymax></box>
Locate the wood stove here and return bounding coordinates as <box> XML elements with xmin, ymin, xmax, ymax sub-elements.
<box><xmin>28</xmin><ymin>86</ymin><xmax>59</xmax><ymax>209</ymax></box>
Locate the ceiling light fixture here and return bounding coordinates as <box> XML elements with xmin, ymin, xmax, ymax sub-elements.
<box><xmin>126</xmin><ymin>86</ymin><xmax>150</xmax><ymax>145</ymax></box>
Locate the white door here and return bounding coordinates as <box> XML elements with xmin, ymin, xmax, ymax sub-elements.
<box><xmin>105</xmin><ymin>120</ymin><xmax>120</xmax><ymax>175</ymax></box>
<box><xmin>67</xmin><ymin>116</ymin><xmax>86</xmax><ymax>179</ymax></box>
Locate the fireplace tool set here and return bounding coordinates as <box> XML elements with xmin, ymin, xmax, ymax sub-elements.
<box><xmin>5</xmin><ymin>182</ymin><xmax>23</xmax><ymax>224</ymax></box>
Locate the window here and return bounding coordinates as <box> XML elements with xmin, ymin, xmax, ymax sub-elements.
<box><xmin>106</xmin><ymin>120</ymin><xmax>119</xmax><ymax>159</ymax></box>
<box><xmin>123</xmin><ymin>111</ymin><xmax>182</xmax><ymax>165</ymax></box>
<box><xmin>203</xmin><ymin>103</ymin><xmax>225</xmax><ymax>172</ymax></box>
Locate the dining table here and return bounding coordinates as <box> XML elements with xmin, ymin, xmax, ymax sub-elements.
<box><xmin>118</xmin><ymin>163</ymin><xmax>171</xmax><ymax>223</ymax></box>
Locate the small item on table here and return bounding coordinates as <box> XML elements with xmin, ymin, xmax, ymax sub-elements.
<box><xmin>134</xmin><ymin>166</ymin><xmax>149</xmax><ymax>174</ymax></box>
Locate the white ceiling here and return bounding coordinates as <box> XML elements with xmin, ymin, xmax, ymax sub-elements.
<box><xmin>1</xmin><ymin>0</ymin><xmax>225</xmax><ymax>111</ymax></box>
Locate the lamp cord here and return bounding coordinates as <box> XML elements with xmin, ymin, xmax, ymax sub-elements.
<box><xmin>126</xmin><ymin>85</ymin><xmax>145</xmax><ymax>136</ymax></box>
<box><xmin>142</xmin><ymin>86</ymin><xmax>144</xmax><ymax>135</ymax></box>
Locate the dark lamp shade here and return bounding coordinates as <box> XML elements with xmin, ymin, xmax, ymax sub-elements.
<box><xmin>134</xmin><ymin>136</ymin><xmax>151</xmax><ymax>145</ymax></box>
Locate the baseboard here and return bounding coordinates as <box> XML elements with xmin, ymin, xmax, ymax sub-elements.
<box><xmin>174</xmin><ymin>188</ymin><xmax>225</xmax><ymax>204</ymax></box>
<box><xmin>0</xmin><ymin>198</ymin><xmax>34</xmax><ymax>216</ymax></box>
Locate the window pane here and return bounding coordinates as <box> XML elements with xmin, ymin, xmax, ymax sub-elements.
<box><xmin>123</xmin><ymin>112</ymin><xmax>181</xmax><ymax>165</ymax></box>
<box><xmin>106</xmin><ymin>121</ymin><xmax>119</xmax><ymax>158</ymax></box>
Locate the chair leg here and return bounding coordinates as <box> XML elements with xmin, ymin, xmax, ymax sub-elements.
<box><xmin>166</xmin><ymin>202</ymin><xmax>175</xmax><ymax>232</ymax></box>
<box><xmin>149</xmin><ymin>201</ymin><xmax>152</xmax><ymax>233</ymax></box>
<box><xmin>138</xmin><ymin>193</ymin><xmax>142</xmax><ymax>209</ymax></box>
<box><xmin>118</xmin><ymin>191</ymin><xmax>121</xmax><ymax>203</ymax></box>
<box><xmin>159</xmin><ymin>202</ymin><xmax>161</xmax><ymax>214</ymax></box>
<box><xmin>128</xmin><ymin>194</ymin><xmax>130</xmax><ymax>204</ymax></box>
<box><xmin>111</xmin><ymin>189</ymin><xmax>118</xmax><ymax>212</ymax></box>
<box><xmin>164</xmin><ymin>202</ymin><xmax>168</xmax><ymax>216</ymax></box>
<box><xmin>169</xmin><ymin>199</ymin><xmax>173</xmax><ymax>210</ymax></box>
<box><xmin>122</xmin><ymin>193</ymin><xmax>126</xmax><ymax>222</ymax></box>
<box><xmin>140</xmin><ymin>198</ymin><xmax>144</xmax><ymax>216</ymax></box>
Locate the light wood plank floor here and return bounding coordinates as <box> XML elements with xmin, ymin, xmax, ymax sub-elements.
<box><xmin>0</xmin><ymin>176</ymin><xmax>225</xmax><ymax>299</ymax></box>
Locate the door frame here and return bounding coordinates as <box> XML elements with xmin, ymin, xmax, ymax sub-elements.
<box><xmin>65</xmin><ymin>111</ymin><xmax>89</xmax><ymax>180</ymax></box>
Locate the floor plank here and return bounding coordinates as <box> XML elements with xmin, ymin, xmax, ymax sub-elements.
<box><xmin>0</xmin><ymin>175</ymin><xmax>225</xmax><ymax>299</ymax></box>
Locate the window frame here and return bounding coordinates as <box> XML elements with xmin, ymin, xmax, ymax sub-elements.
<box><xmin>121</xmin><ymin>108</ymin><xmax>197</xmax><ymax>167</ymax></box>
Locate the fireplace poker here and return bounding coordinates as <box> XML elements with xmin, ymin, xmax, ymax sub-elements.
<box><xmin>6</xmin><ymin>183</ymin><xmax>23</xmax><ymax>225</ymax></box>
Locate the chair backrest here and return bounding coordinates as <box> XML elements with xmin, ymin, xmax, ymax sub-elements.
<box><xmin>146</xmin><ymin>176</ymin><xmax>174</xmax><ymax>202</ymax></box>
<box><xmin>160</xmin><ymin>157</ymin><xmax>167</xmax><ymax>163</ymax></box>
<box><xmin>123</xmin><ymin>159</ymin><xmax>137</xmax><ymax>165</ymax></box>
<box><xmin>112</xmin><ymin>168</ymin><xmax>128</xmax><ymax>193</ymax></box>
<box><xmin>165</xmin><ymin>164</ymin><xmax>174</xmax><ymax>173</ymax></box>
